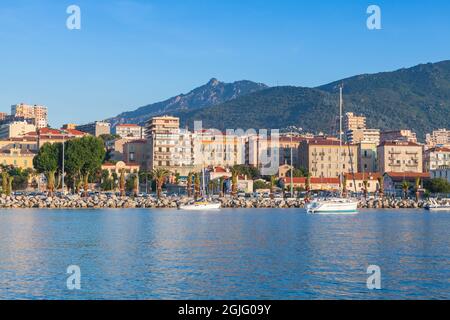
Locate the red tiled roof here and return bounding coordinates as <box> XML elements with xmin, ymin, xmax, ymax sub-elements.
<box><xmin>65</xmin><ymin>129</ymin><xmax>87</xmax><ymax>136</ymax></box>
<box><xmin>214</xmin><ymin>167</ymin><xmax>227</xmax><ymax>173</ymax></box>
<box><xmin>385</xmin><ymin>172</ymin><xmax>430</xmax><ymax>180</ymax></box>
<box><xmin>426</xmin><ymin>147</ymin><xmax>450</xmax><ymax>153</ymax></box>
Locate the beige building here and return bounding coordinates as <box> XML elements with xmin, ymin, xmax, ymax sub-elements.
<box><xmin>380</xmin><ymin>130</ymin><xmax>418</xmax><ymax>144</ymax></box>
<box><xmin>145</xmin><ymin>116</ymin><xmax>180</xmax><ymax>136</ymax></box>
<box><xmin>76</xmin><ymin>121</ymin><xmax>111</xmax><ymax>137</ymax></box>
<box><xmin>377</xmin><ymin>141</ymin><xmax>423</xmax><ymax>173</ymax></box>
<box><xmin>195</xmin><ymin>130</ymin><xmax>246</xmax><ymax>168</ymax></box>
<box><xmin>424</xmin><ymin>147</ymin><xmax>450</xmax><ymax>172</ymax></box>
<box><xmin>426</xmin><ymin>129</ymin><xmax>450</xmax><ymax>149</ymax></box>
<box><xmin>0</xmin><ymin>148</ymin><xmax>36</xmax><ymax>169</ymax></box>
<box><xmin>345</xmin><ymin>112</ymin><xmax>366</xmax><ymax>135</ymax></box>
<box><xmin>246</xmin><ymin>134</ymin><xmax>280</xmax><ymax>176</ymax></box>
<box><xmin>279</xmin><ymin>136</ymin><xmax>306</xmax><ymax>168</ymax></box>
<box><xmin>299</xmin><ymin>139</ymin><xmax>358</xmax><ymax>178</ymax></box>
<box><xmin>115</xmin><ymin>124</ymin><xmax>143</xmax><ymax>140</ymax></box>
<box><xmin>11</xmin><ymin>104</ymin><xmax>48</xmax><ymax>129</ymax></box>
<box><xmin>101</xmin><ymin>161</ymin><xmax>140</xmax><ymax>177</ymax></box>
<box><xmin>0</xmin><ymin>121</ymin><xmax>36</xmax><ymax>139</ymax></box>
<box><xmin>344</xmin><ymin>172</ymin><xmax>381</xmax><ymax>194</ymax></box>
<box><xmin>0</xmin><ymin>137</ymin><xmax>38</xmax><ymax>153</ymax></box>
<box><xmin>62</xmin><ymin>123</ymin><xmax>77</xmax><ymax>130</ymax></box>
<box><xmin>358</xmin><ymin>142</ymin><xmax>378</xmax><ymax>173</ymax></box>
<box><xmin>124</xmin><ymin>139</ymin><xmax>148</xmax><ymax>170</ymax></box>
<box><xmin>348</xmin><ymin>129</ymin><xmax>380</xmax><ymax>145</ymax></box>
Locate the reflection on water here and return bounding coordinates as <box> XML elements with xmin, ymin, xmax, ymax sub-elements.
<box><xmin>0</xmin><ymin>209</ymin><xmax>449</xmax><ymax>300</ymax></box>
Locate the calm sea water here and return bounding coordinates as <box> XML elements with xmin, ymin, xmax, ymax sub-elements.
<box><xmin>0</xmin><ymin>208</ymin><xmax>448</xmax><ymax>300</ymax></box>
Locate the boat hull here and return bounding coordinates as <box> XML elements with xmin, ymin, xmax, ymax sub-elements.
<box><xmin>307</xmin><ymin>199</ymin><xmax>359</xmax><ymax>215</ymax></box>
<box><xmin>179</xmin><ymin>203</ymin><xmax>222</xmax><ymax>211</ymax></box>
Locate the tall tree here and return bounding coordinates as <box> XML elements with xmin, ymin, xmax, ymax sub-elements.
<box><xmin>151</xmin><ymin>168</ymin><xmax>170</xmax><ymax>199</ymax></box>
<box><xmin>33</xmin><ymin>143</ymin><xmax>60</xmax><ymax>195</ymax></box>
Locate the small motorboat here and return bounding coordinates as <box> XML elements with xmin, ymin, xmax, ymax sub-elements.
<box><xmin>425</xmin><ymin>200</ymin><xmax>450</xmax><ymax>212</ymax></box>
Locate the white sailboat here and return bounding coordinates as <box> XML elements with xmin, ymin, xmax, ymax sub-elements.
<box><xmin>179</xmin><ymin>168</ymin><xmax>222</xmax><ymax>211</ymax></box>
<box><xmin>425</xmin><ymin>199</ymin><xmax>450</xmax><ymax>212</ymax></box>
<box><xmin>307</xmin><ymin>85</ymin><xmax>359</xmax><ymax>215</ymax></box>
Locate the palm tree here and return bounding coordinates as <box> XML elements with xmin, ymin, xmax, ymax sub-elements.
<box><xmin>151</xmin><ymin>168</ymin><xmax>170</xmax><ymax>199</ymax></box>
<box><xmin>187</xmin><ymin>172</ymin><xmax>193</xmax><ymax>198</ymax></box>
<box><xmin>401</xmin><ymin>181</ymin><xmax>410</xmax><ymax>200</ymax></box>
<box><xmin>377</xmin><ymin>176</ymin><xmax>384</xmax><ymax>199</ymax></box>
<box><xmin>133</xmin><ymin>173</ymin><xmax>139</xmax><ymax>197</ymax></box>
<box><xmin>363</xmin><ymin>180</ymin><xmax>369</xmax><ymax>200</ymax></box>
<box><xmin>219</xmin><ymin>176</ymin><xmax>225</xmax><ymax>197</ymax></box>
<box><xmin>415</xmin><ymin>177</ymin><xmax>421</xmax><ymax>203</ymax></box>
<box><xmin>6</xmin><ymin>176</ymin><xmax>14</xmax><ymax>196</ymax></box>
<box><xmin>1</xmin><ymin>170</ymin><xmax>9</xmax><ymax>195</ymax></box>
<box><xmin>194</xmin><ymin>172</ymin><xmax>201</xmax><ymax>199</ymax></box>
<box><xmin>231</xmin><ymin>168</ymin><xmax>239</xmax><ymax>197</ymax></box>
<box><xmin>47</xmin><ymin>170</ymin><xmax>57</xmax><ymax>196</ymax></box>
<box><xmin>119</xmin><ymin>169</ymin><xmax>126</xmax><ymax>196</ymax></box>
<box><xmin>270</xmin><ymin>175</ymin><xmax>277</xmax><ymax>198</ymax></box>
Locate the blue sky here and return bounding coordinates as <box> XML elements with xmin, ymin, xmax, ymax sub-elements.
<box><xmin>1</xmin><ymin>0</ymin><xmax>449</xmax><ymax>127</ymax></box>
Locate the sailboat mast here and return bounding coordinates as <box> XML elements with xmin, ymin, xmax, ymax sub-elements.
<box><xmin>339</xmin><ymin>85</ymin><xmax>343</xmax><ymax>195</ymax></box>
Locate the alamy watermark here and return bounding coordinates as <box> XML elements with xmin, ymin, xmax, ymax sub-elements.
<box><xmin>367</xmin><ymin>5</ymin><xmax>382</xmax><ymax>30</ymax></box>
<box><xmin>66</xmin><ymin>5</ymin><xmax>81</xmax><ymax>30</ymax></box>
<box><xmin>366</xmin><ymin>265</ymin><xmax>381</xmax><ymax>290</ymax></box>
<box><xmin>67</xmin><ymin>265</ymin><xmax>81</xmax><ymax>290</ymax></box>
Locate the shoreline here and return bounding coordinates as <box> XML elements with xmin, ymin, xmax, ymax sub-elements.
<box><xmin>0</xmin><ymin>194</ymin><xmax>436</xmax><ymax>210</ymax></box>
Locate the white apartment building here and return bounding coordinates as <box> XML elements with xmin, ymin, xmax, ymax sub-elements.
<box><xmin>424</xmin><ymin>147</ymin><xmax>450</xmax><ymax>172</ymax></box>
<box><xmin>430</xmin><ymin>167</ymin><xmax>450</xmax><ymax>183</ymax></box>
<box><xmin>426</xmin><ymin>129</ymin><xmax>450</xmax><ymax>149</ymax></box>
<box><xmin>380</xmin><ymin>130</ymin><xmax>418</xmax><ymax>144</ymax></box>
<box><xmin>115</xmin><ymin>124</ymin><xmax>143</xmax><ymax>139</ymax></box>
<box><xmin>11</xmin><ymin>103</ymin><xmax>48</xmax><ymax>129</ymax></box>
<box><xmin>0</xmin><ymin>121</ymin><xmax>37</xmax><ymax>139</ymax></box>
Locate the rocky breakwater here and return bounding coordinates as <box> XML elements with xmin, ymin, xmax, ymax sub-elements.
<box><xmin>357</xmin><ymin>198</ymin><xmax>430</xmax><ymax>209</ymax></box>
<box><xmin>219</xmin><ymin>197</ymin><xmax>306</xmax><ymax>209</ymax></box>
<box><xmin>0</xmin><ymin>194</ymin><xmax>179</xmax><ymax>209</ymax></box>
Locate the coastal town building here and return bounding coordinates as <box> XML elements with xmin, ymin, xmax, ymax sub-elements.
<box><xmin>299</xmin><ymin>138</ymin><xmax>358</xmax><ymax>179</ymax></box>
<box><xmin>377</xmin><ymin>141</ymin><xmax>423</xmax><ymax>174</ymax></box>
<box><xmin>0</xmin><ymin>121</ymin><xmax>36</xmax><ymax>139</ymax></box>
<box><xmin>101</xmin><ymin>161</ymin><xmax>140</xmax><ymax>178</ymax></box>
<box><xmin>380</xmin><ymin>130</ymin><xmax>418</xmax><ymax>144</ymax></box>
<box><xmin>283</xmin><ymin>177</ymin><xmax>340</xmax><ymax>191</ymax></box>
<box><xmin>24</xmin><ymin>128</ymin><xmax>87</xmax><ymax>148</ymax></box>
<box><xmin>11</xmin><ymin>104</ymin><xmax>48</xmax><ymax>129</ymax></box>
<box><xmin>278</xmin><ymin>164</ymin><xmax>294</xmax><ymax>179</ymax></box>
<box><xmin>123</xmin><ymin>139</ymin><xmax>148</xmax><ymax>170</ymax></box>
<box><xmin>347</xmin><ymin>129</ymin><xmax>380</xmax><ymax>145</ymax></box>
<box><xmin>345</xmin><ymin>112</ymin><xmax>366</xmax><ymax>133</ymax></box>
<box><xmin>0</xmin><ymin>137</ymin><xmax>38</xmax><ymax>154</ymax></box>
<box><xmin>0</xmin><ymin>148</ymin><xmax>36</xmax><ymax>169</ymax></box>
<box><xmin>194</xmin><ymin>130</ymin><xmax>246</xmax><ymax>168</ymax></box>
<box><xmin>115</xmin><ymin>124</ymin><xmax>144</xmax><ymax>140</ymax></box>
<box><xmin>76</xmin><ymin>121</ymin><xmax>111</xmax><ymax>137</ymax></box>
<box><xmin>61</xmin><ymin>123</ymin><xmax>77</xmax><ymax>130</ymax></box>
<box><xmin>423</xmin><ymin>147</ymin><xmax>450</xmax><ymax>172</ymax></box>
<box><xmin>426</xmin><ymin>129</ymin><xmax>450</xmax><ymax>149</ymax></box>
<box><xmin>383</xmin><ymin>172</ymin><xmax>430</xmax><ymax>196</ymax></box>
<box><xmin>146</xmin><ymin>117</ymin><xmax>197</xmax><ymax>176</ymax></box>
<box><xmin>0</xmin><ymin>112</ymin><xmax>6</xmax><ymax>121</ymax></box>
<box><xmin>246</xmin><ymin>134</ymin><xmax>280</xmax><ymax>175</ymax></box>
<box><xmin>279</xmin><ymin>136</ymin><xmax>305</xmax><ymax>168</ymax></box>
<box><xmin>430</xmin><ymin>167</ymin><xmax>450</xmax><ymax>183</ymax></box>
<box><xmin>358</xmin><ymin>142</ymin><xmax>378</xmax><ymax>173</ymax></box>
<box><xmin>344</xmin><ymin>172</ymin><xmax>381</xmax><ymax>194</ymax></box>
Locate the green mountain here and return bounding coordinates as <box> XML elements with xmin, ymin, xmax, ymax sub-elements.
<box><xmin>107</xmin><ymin>78</ymin><xmax>268</xmax><ymax>127</ymax></box>
<box><xmin>175</xmin><ymin>61</ymin><xmax>450</xmax><ymax>139</ymax></box>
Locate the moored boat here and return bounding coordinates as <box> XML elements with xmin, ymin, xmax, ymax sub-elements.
<box><xmin>179</xmin><ymin>200</ymin><xmax>221</xmax><ymax>211</ymax></box>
